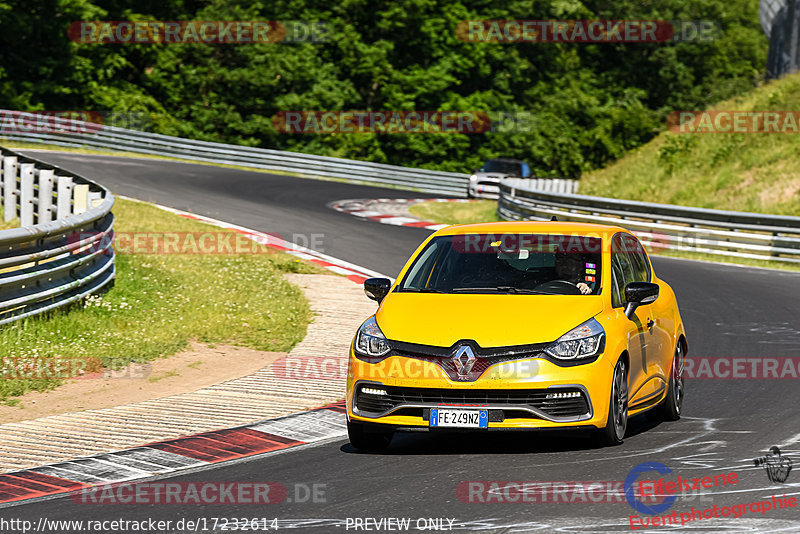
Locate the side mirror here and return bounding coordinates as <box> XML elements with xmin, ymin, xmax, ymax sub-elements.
<box><xmin>624</xmin><ymin>282</ymin><xmax>659</xmax><ymax>319</ymax></box>
<box><xmin>364</xmin><ymin>277</ymin><xmax>392</xmax><ymax>303</ymax></box>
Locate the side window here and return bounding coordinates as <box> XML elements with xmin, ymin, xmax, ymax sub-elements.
<box><xmin>622</xmin><ymin>235</ymin><xmax>651</xmax><ymax>282</ymax></box>
<box><xmin>403</xmin><ymin>240</ymin><xmax>445</xmax><ymax>289</ymax></box>
<box><xmin>611</xmin><ymin>261</ymin><xmax>623</xmax><ymax>307</ymax></box>
<box><xmin>611</xmin><ymin>235</ymin><xmax>636</xmax><ymax>307</ymax></box>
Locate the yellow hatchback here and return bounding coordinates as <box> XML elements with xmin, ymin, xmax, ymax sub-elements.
<box><xmin>346</xmin><ymin>221</ymin><xmax>687</xmax><ymax>450</ymax></box>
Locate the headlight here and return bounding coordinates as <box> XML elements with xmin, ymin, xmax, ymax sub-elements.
<box><xmin>470</xmin><ymin>174</ymin><xmax>478</xmax><ymax>182</ymax></box>
<box><xmin>354</xmin><ymin>316</ymin><xmax>391</xmax><ymax>360</ymax></box>
<box><xmin>545</xmin><ymin>318</ymin><xmax>605</xmax><ymax>360</ymax></box>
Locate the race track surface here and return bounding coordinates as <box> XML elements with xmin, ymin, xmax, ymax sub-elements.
<box><xmin>8</xmin><ymin>151</ymin><xmax>800</xmax><ymax>533</ymax></box>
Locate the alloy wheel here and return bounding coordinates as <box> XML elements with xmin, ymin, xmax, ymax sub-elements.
<box><xmin>672</xmin><ymin>344</ymin><xmax>684</xmax><ymax>414</ymax></box>
<box><xmin>612</xmin><ymin>361</ymin><xmax>628</xmax><ymax>440</ymax></box>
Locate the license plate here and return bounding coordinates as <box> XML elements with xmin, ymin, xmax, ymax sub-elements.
<box><xmin>430</xmin><ymin>408</ymin><xmax>488</xmax><ymax>428</ymax></box>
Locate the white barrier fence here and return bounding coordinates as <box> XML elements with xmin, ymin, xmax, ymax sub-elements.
<box><xmin>0</xmin><ymin>146</ymin><xmax>115</xmax><ymax>325</ymax></box>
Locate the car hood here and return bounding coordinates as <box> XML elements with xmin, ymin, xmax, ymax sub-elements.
<box><xmin>376</xmin><ymin>292</ymin><xmax>603</xmax><ymax>348</ymax></box>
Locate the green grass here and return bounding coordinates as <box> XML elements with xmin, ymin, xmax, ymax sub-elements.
<box><xmin>408</xmin><ymin>200</ymin><xmax>500</xmax><ymax>225</ymax></box>
<box><xmin>579</xmin><ymin>72</ymin><xmax>800</xmax><ymax>216</ymax></box>
<box><xmin>0</xmin><ymin>197</ymin><xmax>326</xmax><ymax>403</ymax></box>
<box><xmin>0</xmin><ymin>205</ymin><xmax>18</xmax><ymax>231</ymax></box>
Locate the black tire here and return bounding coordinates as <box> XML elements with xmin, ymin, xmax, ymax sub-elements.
<box><xmin>347</xmin><ymin>421</ymin><xmax>394</xmax><ymax>452</ymax></box>
<box><xmin>660</xmin><ymin>342</ymin><xmax>684</xmax><ymax>421</ymax></box>
<box><xmin>597</xmin><ymin>358</ymin><xmax>628</xmax><ymax>446</ymax></box>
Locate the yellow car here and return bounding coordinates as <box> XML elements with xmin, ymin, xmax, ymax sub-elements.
<box><xmin>346</xmin><ymin>221</ymin><xmax>687</xmax><ymax>450</ymax></box>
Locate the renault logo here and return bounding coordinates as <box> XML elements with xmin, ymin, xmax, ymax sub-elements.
<box><xmin>452</xmin><ymin>345</ymin><xmax>477</xmax><ymax>377</ymax></box>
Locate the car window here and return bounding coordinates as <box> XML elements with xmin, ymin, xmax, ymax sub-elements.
<box><xmin>610</xmin><ymin>260</ymin><xmax>623</xmax><ymax>307</ymax></box>
<box><xmin>481</xmin><ymin>160</ymin><xmax>523</xmax><ymax>175</ymax></box>
<box><xmin>398</xmin><ymin>234</ymin><xmax>603</xmax><ymax>295</ymax></box>
<box><xmin>611</xmin><ymin>234</ymin><xmax>636</xmax><ymax>307</ymax></box>
<box><xmin>403</xmin><ymin>239</ymin><xmax>445</xmax><ymax>289</ymax></box>
<box><xmin>622</xmin><ymin>235</ymin><xmax>651</xmax><ymax>282</ymax></box>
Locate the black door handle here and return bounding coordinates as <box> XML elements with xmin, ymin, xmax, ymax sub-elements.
<box><xmin>646</xmin><ymin>319</ymin><xmax>655</xmax><ymax>329</ymax></box>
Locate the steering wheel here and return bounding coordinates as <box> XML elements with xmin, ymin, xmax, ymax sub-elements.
<box><xmin>534</xmin><ymin>280</ymin><xmax>583</xmax><ymax>295</ymax></box>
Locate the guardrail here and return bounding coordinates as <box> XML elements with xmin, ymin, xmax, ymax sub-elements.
<box><xmin>498</xmin><ymin>177</ymin><xmax>800</xmax><ymax>263</ymax></box>
<box><xmin>0</xmin><ymin>146</ymin><xmax>115</xmax><ymax>325</ymax></box>
<box><xmin>514</xmin><ymin>178</ymin><xmax>578</xmax><ymax>194</ymax></box>
<box><xmin>0</xmin><ymin>110</ymin><xmax>469</xmax><ymax>197</ymax></box>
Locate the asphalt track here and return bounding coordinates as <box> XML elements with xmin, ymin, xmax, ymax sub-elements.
<box><xmin>7</xmin><ymin>151</ymin><xmax>800</xmax><ymax>533</ymax></box>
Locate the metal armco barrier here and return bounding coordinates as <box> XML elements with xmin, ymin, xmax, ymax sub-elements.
<box><xmin>498</xmin><ymin>178</ymin><xmax>800</xmax><ymax>263</ymax></box>
<box><xmin>0</xmin><ymin>110</ymin><xmax>469</xmax><ymax>197</ymax></box>
<box><xmin>522</xmin><ymin>178</ymin><xmax>579</xmax><ymax>194</ymax></box>
<box><xmin>0</xmin><ymin>146</ymin><xmax>115</xmax><ymax>325</ymax></box>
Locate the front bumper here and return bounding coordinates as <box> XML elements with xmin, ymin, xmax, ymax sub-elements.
<box><xmin>346</xmin><ymin>351</ymin><xmax>615</xmax><ymax>430</ymax></box>
<box><xmin>468</xmin><ymin>183</ymin><xmax>500</xmax><ymax>199</ymax></box>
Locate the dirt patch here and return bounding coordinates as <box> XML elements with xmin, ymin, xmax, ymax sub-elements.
<box><xmin>759</xmin><ymin>175</ymin><xmax>800</xmax><ymax>207</ymax></box>
<box><xmin>735</xmin><ymin>169</ymin><xmax>757</xmax><ymax>191</ymax></box>
<box><xmin>0</xmin><ymin>342</ymin><xmax>285</xmax><ymax>423</ymax></box>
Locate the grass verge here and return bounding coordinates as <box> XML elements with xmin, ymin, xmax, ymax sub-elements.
<box><xmin>0</xmin><ymin>197</ymin><xmax>326</xmax><ymax>403</ymax></box>
<box><xmin>408</xmin><ymin>200</ymin><xmax>500</xmax><ymax>225</ymax></box>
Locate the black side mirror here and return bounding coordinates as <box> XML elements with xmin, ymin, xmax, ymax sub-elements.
<box><xmin>364</xmin><ymin>277</ymin><xmax>392</xmax><ymax>303</ymax></box>
<box><xmin>624</xmin><ymin>282</ymin><xmax>659</xmax><ymax>319</ymax></box>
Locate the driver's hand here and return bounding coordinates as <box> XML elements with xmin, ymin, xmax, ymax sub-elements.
<box><xmin>577</xmin><ymin>282</ymin><xmax>591</xmax><ymax>295</ymax></box>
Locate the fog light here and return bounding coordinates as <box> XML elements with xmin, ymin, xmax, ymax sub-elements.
<box><xmin>362</xmin><ymin>387</ymin><xmax>387</xmax><ymax>396</ymax></box>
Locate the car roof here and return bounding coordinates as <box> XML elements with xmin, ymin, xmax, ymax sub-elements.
<box><xmin>434</xmin><ymin>220</ymin><xmax>631</xmax><ymax>238</ymax></box>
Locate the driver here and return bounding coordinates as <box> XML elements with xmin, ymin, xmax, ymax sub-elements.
<box><xmin>554</xmin><ymin>251</ymin><xmax>592</xmax><ymax>295</ymax></box>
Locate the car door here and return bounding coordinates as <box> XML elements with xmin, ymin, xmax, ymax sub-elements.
<box><xmin>624</xmin><ymin>236</ymin><xmax>673</xmax><ymax>389</ymax></box>
<box><xmin>611</xmin><ymin>234</ymin><xmax>656</xmax><ymax>406</ymax></box>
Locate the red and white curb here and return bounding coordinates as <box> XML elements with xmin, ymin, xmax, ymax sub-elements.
<box><xmin>0</xmin><ymin>402</ymin><xmax>346</xmax><ymax>506</ymax></box>
<box><xmin>121</xmin><ymin>196</ymin><xmax>388</xmax><ymax>283</ymax></box>
<box><xmin>329</xmin><ymin>198</ymin><xmax>473</xmax><ymax>231</ymax></box>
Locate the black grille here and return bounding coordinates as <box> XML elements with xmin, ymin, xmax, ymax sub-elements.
<box><xmin>388</xmin><ymin>339</ymin><xmax>549</xmax><ymax>382</ymax></box>
<box><xmin>355</xmin><ymin>391</ymin><xmax>396</xmax><ymax>414</ymax></box>
<box><xmin>355</xmin><ymin>384</ymin><xmax>589</xmax><ymax>420</ymax></box>
<box><xmin>390</xmin><ymin>340</ymin><xmax>549</xmax><ymax>359</ymax></box>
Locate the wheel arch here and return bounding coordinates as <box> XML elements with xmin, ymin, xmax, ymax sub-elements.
<box><xmin>677</xmin><ymin>333</ymin><xmax>689</xmax><ymax>357</ymax></box>
<box><xmin>618</xmin><ymin>349</ymin><xmax>630</xmax><ymax>374</ymax></box>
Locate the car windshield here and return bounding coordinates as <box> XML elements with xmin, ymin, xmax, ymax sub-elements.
<box><xmin>398</xmin><ymin>234</ymin><xmax>603</xmax><ymax>295</ymax></box>
<box><xmin>481</xmin><ymin>160</ymin><xmax>522</xmax><ymax>175</ymax></box>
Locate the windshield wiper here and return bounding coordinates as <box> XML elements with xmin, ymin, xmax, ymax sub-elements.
<box><xmin>451</xmin><ymin>286</ymin><xmax>546</xmax><ymax>294</ymax></box>
<box><xmin>404</xmin><ymin>287</ymin><xmax>445</xmax><ymax>293</ymax></box>
<box><xmin>497</xmin><ymin>286</ymin><xmax>546</xmax><ymax>294</ymax></box>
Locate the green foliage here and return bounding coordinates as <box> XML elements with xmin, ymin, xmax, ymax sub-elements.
<box><xmin>0</xmin><ymin>0</ymin><xmax>767</xmax><ymax>177</ymax></box>
<box><xmin>657</xmin><ymin>134</ymin><xmax>696</xmax><ymax>175</ymax></box>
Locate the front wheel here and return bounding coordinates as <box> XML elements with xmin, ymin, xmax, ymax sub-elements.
<box><xmin>597</xmin><ymin>358</ymin><xmax>628</xmax><ymax>446</ymax></box>
<box><xmin>347</xmin><ymin>421</ymin><xmax>394</xmax><ymax>452</ymax></box>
